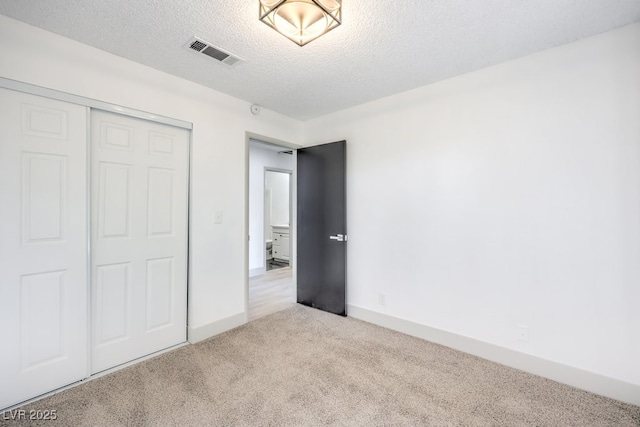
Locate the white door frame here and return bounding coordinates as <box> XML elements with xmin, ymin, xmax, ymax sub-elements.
<box><xmin>245</xmin><ymin>133</ymin><xmax>301</xmax><ymax>320</ymax></box>
<box><xmin>0</xmin><ymin>77</ymin><xmax>192</xmax><ymax>130</ymax></box>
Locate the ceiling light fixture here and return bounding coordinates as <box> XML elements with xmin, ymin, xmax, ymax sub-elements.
<box><xmin>259</xmin><ymin>0</ymin><xmax>342</xmax><ymax>47</ymax></box>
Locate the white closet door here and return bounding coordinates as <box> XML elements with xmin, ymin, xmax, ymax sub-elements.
<box><xmin>0</xmin><ymin>88</ymin><xmax>88</xmax><ymax>409</ymax></box>
<box><xmin>90</xmin><ymin>110</ymin><xmax>189</xmax><ymax>374</ymax></box>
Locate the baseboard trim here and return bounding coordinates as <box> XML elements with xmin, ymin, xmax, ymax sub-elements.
<box><xmin>347</xmin><ymin>304</ymin><xmax>640</xmax><ymax>406</ymax></box>
<box><xmin>188</xmin><ymin>313</ymin><xmax>246</xmax><ymax>344</ymax></box>
<box><xmin>249</xmin><ymin>267</ymin><xmax>266</xmax><ymax>278</ymax></box>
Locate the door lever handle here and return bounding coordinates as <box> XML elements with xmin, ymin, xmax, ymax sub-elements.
<box><xmin>329</xmin><ymin>234</ymin><xmax>347</xmax><ymax>242</ymax></box>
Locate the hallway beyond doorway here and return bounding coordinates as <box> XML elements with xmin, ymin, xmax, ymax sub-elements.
<box><xmin>248</xmin><ymin>267</ymin><xmax>294</xmax><ymax>321</ymax></box>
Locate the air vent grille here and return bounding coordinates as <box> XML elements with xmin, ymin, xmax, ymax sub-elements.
<box><xmin>202</xmin><ymin>46</ymin><xmax>229</xmax><ymax>61</ymax></box>
<box><xmin>185</xmin><ymin>37</ymin><xmax>243</xmax><ymax>67</ymax></box>
<box><xmin>189</xmin><ymin>40</ymin><xmax>207</xmax><ymax>52</ymax></box>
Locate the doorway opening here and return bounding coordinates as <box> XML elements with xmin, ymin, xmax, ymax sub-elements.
<box><xmin>247</xmin><ymin>138</ymin><xmax>296</xmax><ymax>321</ymax></box>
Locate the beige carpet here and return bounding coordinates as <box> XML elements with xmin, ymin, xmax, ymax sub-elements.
<box><xmin>2</xmin><ymin>305</ymin><xmax>639</xmax><ymax>426</ymax></box>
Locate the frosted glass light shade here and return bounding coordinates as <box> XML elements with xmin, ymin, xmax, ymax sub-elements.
<box><xmin>259</xmin><ymin>0</ymin><xmax>342</xmax><ymax>46</ymax></box>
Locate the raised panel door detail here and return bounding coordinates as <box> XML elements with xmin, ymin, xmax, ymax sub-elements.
<box><xmin>100</xmin><ymin>122</ymin><xmax>134</xmax><ymax>151</ymax></box>
<box><xmin>98</xmin><ymin>162</ymin><xmax>131</xmax><ymax>239</ymax></box>
<box><xmin>20</xmin><ymin>271</ymin><xmax>66</xmax><ymax>370</ymax></box>
<box><xmin>147</xmin><ymin>168</ymin><xmax>174</xmax><ymax>237</ymax></box>
<box><xmin>1</xmin><ymin>88</ymin><xmax>88</xmax><ymax>410</ymax></box>
<box><xmin>149</xmin><ymin>132</ymin><xmax>174</xmax><ymax>156</ymax></box>
<box><xmin>95</xmin><ymin>263</ymin><xmax>131</xmax><ymax>347</ymax></box>
<box><xmin>90</xmin><ymin>109</ymin><xmax>187</xmax><ymax>375</ymax></box>
<box><xmin>21</xmin><ymin>104</ymin><xmax>68</xmax><ymax>140</ymax></box>
<box><xmin>146</xmin><ymin>257</ymin><xmax>173</xmax><ymax>331</ymax></box>
<box><xmin>21</xmin><ymin>153</ymin><xmax>66</xmax><ymax>244</ymax></box>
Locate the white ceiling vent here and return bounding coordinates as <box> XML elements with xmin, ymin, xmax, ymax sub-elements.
<box><xmin>185</xmin><ymin>37</ymin><xmax>243</xmax><ymax>67</ymax></box>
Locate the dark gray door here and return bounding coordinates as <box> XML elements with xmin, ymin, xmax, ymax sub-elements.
<box><xmin>297</xmin><ymin>140</ymin><xmax>346</xmax><ymax>316</ymax></box>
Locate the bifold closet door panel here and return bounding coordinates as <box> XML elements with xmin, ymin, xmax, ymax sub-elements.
<box><xmin>0</xmin><ymin>88</ymin><xmax>88</xmax><ymax>409</ymax></box>
<box><xmin>90</xmin><ymin>110</ymin><xmax>189</xmax><ymax>374</ymax></box>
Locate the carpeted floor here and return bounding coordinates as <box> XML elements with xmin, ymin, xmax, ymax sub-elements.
<box><xmin>2</xmin><ymin>305</ymin><xmax>639</xmax><ymax>426</ymax></box>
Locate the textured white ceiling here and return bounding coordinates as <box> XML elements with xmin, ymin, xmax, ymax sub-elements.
<box><xmin>1</xmin><ymin>1</ymin><xmax>639</xmax><ymax>120</ymax></box>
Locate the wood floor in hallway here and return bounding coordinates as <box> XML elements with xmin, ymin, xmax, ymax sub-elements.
<box><xmin>248</xmin><ymin>266</ymin><xmax>294</xmax><ymax>321</ymax></box>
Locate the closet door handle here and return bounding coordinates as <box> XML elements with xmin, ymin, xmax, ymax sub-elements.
<box><xmin>329</xmin><ymin>234</ymin><xmax>347</xmax><ymax>242</ymax></box>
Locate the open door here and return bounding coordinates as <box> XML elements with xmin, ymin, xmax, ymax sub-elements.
<box><xmin>297</xmin><ymin>140</ymin><xmax>346</xmax><ymax>316</ymax></box>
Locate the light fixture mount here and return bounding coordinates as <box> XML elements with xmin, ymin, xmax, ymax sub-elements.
<box><xmin>259</xmin><ymin>0</ymin><xmax>342</xmax><ymax>47</ymax></box>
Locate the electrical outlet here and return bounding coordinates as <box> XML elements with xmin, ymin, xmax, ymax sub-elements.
<box><xmin>378</xmin><ymin>293</ymin><xmax>386</xmax><ymax>307</ymax></box>
<box><xmin>517</xmin><ymin>325</ymin><xmax>529</xmax><ymax>343</ymax></box>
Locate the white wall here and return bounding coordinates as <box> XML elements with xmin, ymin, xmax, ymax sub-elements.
<box><xmin>304</xmin><ymin>23</ymin><xmax>640</xmax><ymax>390</ymax></box>
<box><xmin>248</xmin><ymin>144</ymin><xmax>293</xmax><ymax>273</ymax></box>
<box><xmin>0</xmin><ymin>15</ymin><xmax>303</xmax><ymax>333</ymax></box>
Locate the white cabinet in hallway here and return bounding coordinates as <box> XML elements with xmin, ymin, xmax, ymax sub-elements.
<box><xmin>272</xmin><ymin>226</ymin><xmax>290</xmax><ymax>262</ymax></box>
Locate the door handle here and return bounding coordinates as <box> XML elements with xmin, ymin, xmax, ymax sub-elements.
<box><xmin>329</xmin><ymin>234</ymin><xmax>347</xmax><ymax>242</ymax></box>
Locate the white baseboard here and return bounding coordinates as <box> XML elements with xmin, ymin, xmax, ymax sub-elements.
<box><xmin>249</xmin><ymin>267</ymin><xmax>266</xmax><ymax>277</ymax></box>
<box><xmin>347</xmin><ymin>304</ymin><xmax>640</xmax><ymax>406</ymax></box>
<box><xmin>188</xmin><ymin>313</ymin><xmax>246</xmax><ymax>344</ymax></box>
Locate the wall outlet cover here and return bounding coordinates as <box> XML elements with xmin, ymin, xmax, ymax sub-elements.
<box><xmin>517</xmin><ymin>325</ymin><xmax>529</xmax><ymax>343</ymax></box>
<box><xmin>378</xmin><ymin>293</ymin><xmax>386</xmax><ymax>307</ymax></box>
